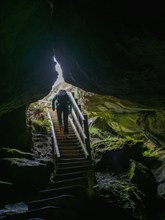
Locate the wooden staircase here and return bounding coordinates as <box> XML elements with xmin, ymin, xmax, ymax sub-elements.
<box><xmin>2</xmin><ymin>106</ymin><xmax>94</xmax><ymax>220</ymax></box>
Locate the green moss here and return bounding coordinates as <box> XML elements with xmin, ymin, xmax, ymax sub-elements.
<box><xmin>27</xmin><ymin>101</ymin><xmax>51</xmax><ymax>134</ymax></box>
<box><xmin>143</xmin><ymin>147</ymin><xmax>164</xmax><ymax>158</ymax></box>
<box><xmin>97</xmin><ymin>177</ymin><xmax>144</xmax><ymax>209</ymax></box>
<box><xmin>125</xmin><ymin>135</ymin><xmax>143</xmax><ymax>142</ymax></box>
<box><xmin>89</xmin><ymin>111</ymin><xmax>113</xmax><ymax>119</ymax></box>
<box><xmin>5</xmin><ymin>148</ymin><xmax>32</xmax><ymax>157</ymax></box>
<box><xmin>0</xmin><ymin>147</ymin><xmax>34</xmax><ymax>160</ymax></box>
<box><xmin>128</xmin><ymin>160</ymin><xmax>136</xmax><ymax>180</ymax></box>
<box><xmin>91</xmin><ymin>134</ymin><xmax>143</xmax><ymax>153</ymax></box>
<box><xmin>128</xmin><ymin>159</ymin><xmax>154</xmax><ymax>183</ymax></box>
<box><xmin>122</xmin><ymin>185</ymin><xmax>143</xmax><ymax>202</ymax></box>
<box><xmin>89</xmin><ymin>127</ymin><xmax>104</xmax><ymax>139</ymax></box>
<box><xmin>32</xmin><ymin>118</ymin><xmax>51</xmax><ymax>132</ymax></box>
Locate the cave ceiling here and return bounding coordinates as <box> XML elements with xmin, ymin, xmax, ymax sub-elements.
<box><xmin>0</xmin><ymin>0</ymin><xmax>57</xmax><ymax>116</ymax></box>
<box><xmin>52</xmin><ymin>1</ymin><xmax>165</xmax><ymax>107</ymax></box>
<box><xmin>0</xmin><ymin>0</ymin><xmax>165</xmax><ymax>117</ymax></box>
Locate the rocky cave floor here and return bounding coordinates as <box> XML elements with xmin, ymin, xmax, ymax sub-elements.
<box><xmin>0</xmin><ymin>129</ymin><xmax>53</xmax><ymax>218</ymax></box>
<box><xmin>0</xmin><ymin>100</ymin><xmax>165</xmax><ymax>220</ymax></box>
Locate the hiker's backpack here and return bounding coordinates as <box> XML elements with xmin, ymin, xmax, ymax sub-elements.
<box><xmin>57</xmin><ymin>90</ymin><xmax>70</xmax><ymax>108</ymax></box>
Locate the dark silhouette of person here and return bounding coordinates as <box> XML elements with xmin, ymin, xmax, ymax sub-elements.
<box><xmin>52</xmin><ymin>89</ymin><xmax>72</xmax><ymax>137</ymax></box>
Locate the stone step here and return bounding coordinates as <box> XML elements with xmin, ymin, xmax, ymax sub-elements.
<box><xmin>58</xmin><ymin>160</ymin><xmax>91</xmax><ymax>168</ymax></box>
<box><xmin>53</xmin><ymin>170</ymin><xmax>91</xmax><ymax>181</ymax></box>
<box><xmin>4</xmin><ymin>206</ymin><xmax>62</xmax><ymax>220</ymax></box>
<box><xmin>28</xmin><ymin>194</ymin><xmax>75</xmax><ymax>210</ymax></box>
<box><xmin>38</xmin><ymin>185</ymin><xmax>88</xmax><ymax>200</ymax></box>
<box><xmin>56</xmin><ymin>164</ymin><xmax>91</xmax><ymax>174</ymax></box>
<box><xmin>59</xmin><ymin>146</ymin><xmax>82</xmax><ymax>151</ymax></box>
<box><xmin>60</xmin><ymin>154</ymin><xmax>85</xmax><ymax>159</ymax></box>
<box><xmin>53</xmin><ymin>124</ymin><xmax>73</xmax><ymax>129</ymax></box>
<box><xmin>59</xmin><ymin>157</ymin><xmax>89</xmax><ymax>164</ymax></box>
<box><xmin>58</xmin><ymin>142</ymin><xmax>80</xmax><ymax>147</ymax></box>
<box><xmin>59</xmin><ymin>149</ymin><xmax>83</xmax><ymax>155</ymax></box>
<box><xmin>56</xmin><ymin>136</ymin><xmax>78</xmax><ymax>140</ymax></box>
<box><xmin>55</xmin><ymin>129</ymin><xmax>74</xmax><ymax>133</ymax></box>
<box><xmin>28</xmin><ymin>194</ymin><xmax>89</xmax><ymax>213</ymax></box>
<box><xmin>53</xmin><ymin>122</ymin><xmax>72</xmax><ymax>126</ymax></box>
<box><xmin>55</xmin><ymin>128</ymin><xmax>75</xmax><ymax>135</ymax></box>
<box><xmin>57</xmin><ymin>139</ymin><xmax>79</xmax><ymax>144</ymax></box>
<box><xmin>48</xmin><ymin>176</ymin><xmax>89</xmax><ymax>189</ymax></box>
<box><xmin>56</xmin><ymin>134</ymin><xmax>77</xmax><ymax>139</ymax></box>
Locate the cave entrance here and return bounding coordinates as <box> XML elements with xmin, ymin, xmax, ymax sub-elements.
<box><xmin>43</xmin><ymin>55</ymin><xmax>74</xmax><ymax>103</ymax></box>
<box><xmin>26</xmin><ymin>56</ymin><xmax>77</xmax><ymax>142</ymax></box>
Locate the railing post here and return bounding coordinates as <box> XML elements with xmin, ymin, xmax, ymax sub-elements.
<box><xmin>78</xmin><ymin>104</ymin><xmax>83</xmax><ymax>127</ymax></box>
<box><xmin>78</xmin><ymin>104</ymin><xmax>81</xmax><ymax>111</ymax></box>
<box><xmin>51</xmin><ymin>135</ymin><xmax>57</xmax><ymax>170</ymax></box>
<box><xmin>83</xmin><ymin>114</ymin><xmax>91</xmax><ymax>159</ymax></box>
<box><xmin>47</xmin><ymin>108</ymin><xmax>60</xmax><ymax>173</ymax></box>
<box><xmin>68</xmin><ymin>91</ymin><xmax>89</xmax><ymax>158</ymax></box>
<box><xmin>71</xmin><ymin>91</ymin><xmax>75</xmax><ymax>98</ymax></box>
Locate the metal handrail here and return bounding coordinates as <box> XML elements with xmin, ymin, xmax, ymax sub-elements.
<box><xmin>71</xmin><ymin>108</ymin><xmax>87</xmax><ymax>140</ymax></box>
<box><xmin>67</xmin><ymin>92</ymin><xmax>85</xmax><ymax>121</ymax></box>
<box><xmin>69</xmin><ymin>117</ymin><xmax>89</xmax><ymax>158</ymax></box>
<box><xmin>47</xmin><ymin>90</ymin><xmax>90</xmax><ymax>161</ymax></box>
<box><xmin>67</xmin><ymin>92</ymin><xmax>89</xmax><ymax>158</ymax></box>
<box><xmin>46</xmin><ymin>108</ymin><xmax>60</xmax><ymax>159</ymax></box>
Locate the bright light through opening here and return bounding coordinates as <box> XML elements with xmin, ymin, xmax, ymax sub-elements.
<box><xmin>42</xmin><ymin>55</ymin><xmax>73</xmax><ymax>101</ymax></box>
<box><xmin>52</xmin><ymin>55</ymin><xmax>73</xmax><ymax>93</ymax></box>
<box><xmin>53</xmin><ymin>56</ymin><xmax>64</xmax><ymax>88</ymax></box>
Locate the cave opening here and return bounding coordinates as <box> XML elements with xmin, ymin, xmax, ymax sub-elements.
<box><xmin>53</xmin><ymin>55</ymin><xmax>63</xmax><ymax>89</ymax></box>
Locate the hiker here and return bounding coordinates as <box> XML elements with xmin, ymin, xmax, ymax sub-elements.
<box><xmin>52</xmin><ymin>89</ymin><xmax>72</xmax><ymax>137</ymax></box>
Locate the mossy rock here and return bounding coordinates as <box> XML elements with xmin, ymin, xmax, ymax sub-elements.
<box><xmin>92</xmin><ymin>138</ymin><xmax>143</xmax><ymax>174</ymax></box>
<box><xmin>0</xmin><ymin>148</ymin><xmax>34</xmax><ymax>159</ymax></box>
<box><xmin>128</xmin><ymin>160</ymin><xmax>157</xmax><ymax>197</ymax></box>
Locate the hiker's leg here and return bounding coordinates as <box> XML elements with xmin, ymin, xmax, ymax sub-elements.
<box><xmin>57</xmin><ymin>108</ymin><xmax>62</xmax><ymax>127</ymax></box>
<box><xmin>63</xmin><ymin>108</ymin><xmax>69</xmax><ymax>134</ymax></box>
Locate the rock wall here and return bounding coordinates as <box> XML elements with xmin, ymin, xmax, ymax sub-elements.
<box><xmin>0</xmin><ymin>0</ymin><xmax>57</xmax><ymax>117</ymax></box>
<box><xmin>0</xmin><ymin>0</ymin><xmax>57</xmax><ymax>147</ymax></box>
<box><xmin>52</xmin><ymin>1</ymin><xmax>165</xmax><ymax>106</ymax></box>
<box><xmin>0</xmin><ymin>0</ymin><xmax>165</xmax><ymax>149</ymax></box>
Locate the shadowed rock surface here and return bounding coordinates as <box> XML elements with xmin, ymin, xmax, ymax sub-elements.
<box><xmin>0</xmin><ymin>1</ymin><xmax>165</xmax><ymax>219</ymax></box>
<box><xmin>52</xmin><ymin>1</ymin><xmax>165</xmax><ymax>106</ymax></box>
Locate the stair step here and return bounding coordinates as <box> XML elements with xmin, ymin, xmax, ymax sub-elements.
<box><xmin>56</xmin><ymin>136</ymin><xmax>76</xmax><ymax>139</ymax></box>
<box><xmin>60</xmin><ymin>154</ymin><xmax>85</xmax><ymax>159</ymax></box>
<box><xmin>56</xmin><ymin>134</ymin><xmax>76</xmax><ymax>137</ymax></box>
<box><xmin>54</xmin><ymin>126</ymin><xmax>73</xmax><ymax>130</ymax></box>
<box><xmin>48</xmin><ymin>176</ymin><xmax>89</xmax><ymax>189</ymax></box>
<box><xmin>57</xmin><ymin>138</ymin><xmax>78</xmax><ymax>142</ymax></box>
<box><xmin>55</xmin><ymin>129</ymin><xmax>74</xmax><ymax>133</ymax></box>
<box><xmin>28</xmin><ymin>194</ymin><xmax>89</xmax><ymax>213</ymax></box>
<box><xmin>56</xmin><ymin>164</ymin><xmax>91</xmax><ymax>174</ymax></box>
<box><xmin>58</xmin><ymin>160</ymin><xmax>91</xmax><ymax>168</ymax></box>
<box><xmin>53</xmin><ymin>123</ymin><xmax>73</xmax><ymax>128</ymax></box>
<box><xmin>54</xmin><ymin>127</ymin><xmax>73</xmax><ymax>131</ymax></box>
<box><xmin>57</xmin><ymin>139</ymin><xmax>79</xmax><ymax>144</ymax></box>
<box><xmin>57</xmin><ymin>139</ymin><xmax>78</xmax><ymax>143</ymax></box>
<box><xmin>28</xmin><ymin>194</ymin><xmax>75</xmax><ymax>210</ymax></box>
<box><xmin>4</xmin><ymin>206</ymin><xmax>61</xmax><ymax>220</ymax></box>
<box><xmin>53</xmin><ymin>121</ymin><xmax>72</xmax><ymax>126</ymax></box>
<box><xmin>53</xmin><ymin>170</ymin><xmax>91</xmax><ymax>181</ymax></box>
<box><xmin>58</xmin><ymin>142</ymin><xmax>80</xmax><ymax>146</ymax></box>
<box><xmin>59</xmin><ymin>157</ymin><xmax>89</xmax><ymax>163</ymax></box>
<box><xmin>55</xmin><ymin>129</ymin><xmax>75</xmax><ymax>132</ymax></box>
<box><xmin>59</xmin><ymin>146</ymin><xmax>82</xmax><ymax>151</ymax></box>
<box><xmin>39</xmin><ymin>185</ymin><xmax>88</xmax><ymax>200</ymax></box>
<box><xmin>59</xmin><ymin>149</ymin><xmax>83</xmax><ymax>154</ymax></box>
